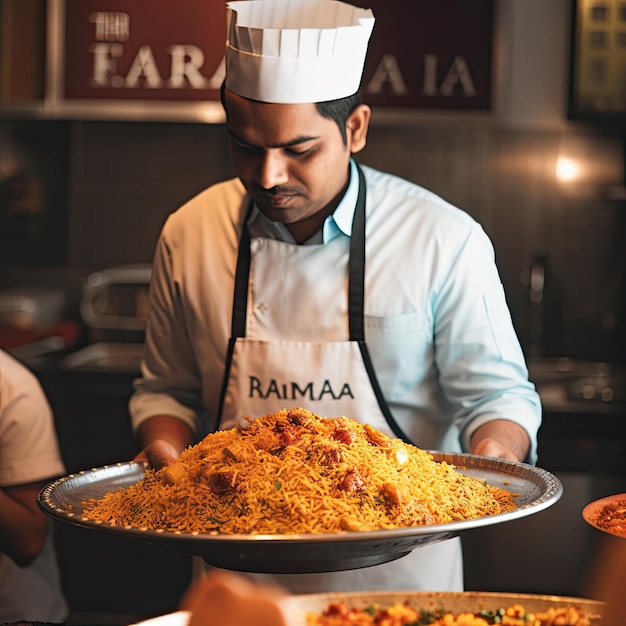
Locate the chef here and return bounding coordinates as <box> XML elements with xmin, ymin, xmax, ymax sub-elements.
<box><xmin>130</xmin><ymin>0</ymin><xmax>541</xmax><ymax>593</ymax></box>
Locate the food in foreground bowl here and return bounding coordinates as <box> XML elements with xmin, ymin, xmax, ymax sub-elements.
<box><xmin>82</xmin><ymin>407</ymin><xmax>516</xmax><ymax>534</ymax></box>
<box><xmin>306</xmin><ymin>601</ymin><xmax>601</xmax><ymax>625</ymax></box>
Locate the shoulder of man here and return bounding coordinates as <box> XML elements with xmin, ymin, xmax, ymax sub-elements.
<box><xmin>162</xmin><ymin>177</ymin><xmax>247</xmax><ymax>233</ymax></box>
<box><xmin>360</xmin><ymin>163</ymin><xmax>479</xmax><ymax>233</ymax></box>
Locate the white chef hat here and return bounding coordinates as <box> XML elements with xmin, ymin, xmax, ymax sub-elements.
<box><xmin>225</xmin><ymin>0</ymin><xmax>375</xmax><ymax>104</ymax></box>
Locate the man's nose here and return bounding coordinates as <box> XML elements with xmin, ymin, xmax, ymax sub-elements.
<box><xmin>255</xmin><ymin>150</ymin><xmax>289</xmax><ymax>189</ymax></box>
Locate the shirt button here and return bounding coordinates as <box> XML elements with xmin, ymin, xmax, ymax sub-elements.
<box><xmin>250</xmin><ymin>240</ymin><xmax>260</xmax><ymax>252</ymax></box>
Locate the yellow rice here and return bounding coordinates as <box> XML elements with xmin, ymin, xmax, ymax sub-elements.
<box><xmin>81</xmin><ymin>407</ymin><xmax>516</xmax><ymax>534</ymax></box>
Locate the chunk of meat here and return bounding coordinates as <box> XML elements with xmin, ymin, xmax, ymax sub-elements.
<box><xmin>331</xmin><ymin>425</ymin><xmax>355</xmax><ymax>445</ymax></box>
<box><xmin>317</xmin><ymin>446</ymin><xmax>343</xmax><ymax>466</ymax></box>
<box><xmin>364</xmin><ymin>423</ymin><xmax>390</xmax><ymax>447</ymax></box>
<box><xmin>162</xmin><ymin>462</ymin><xmax>187</xmax><ymax>485</ymax></box>
<box><xmin>382</xmin><ymin>482</ymin><xmax>410</xmax><ymax>506</ymax></box>
<box><xmin>338</xmin><ymin>470</ymin><xmax>366</xmax><ymax>493</ymax></box>
<box><xmin>208</xmin><ymin>471</ymin><xmax>237</xmax><ymax>495</ymax></box>
<box><xmin>286</xmin><ymin>409</ymin><xmax>307</xmax><ymax>425</ymax></box>
<box><xmin>255</xmin><ymin>431</ymin><xmax>277</xmax><ymax>452</ymax></box>
<box><xmin>276</xmin><ymin>422</ymin><xmax>302</xmax><ymax>447</ymax></box>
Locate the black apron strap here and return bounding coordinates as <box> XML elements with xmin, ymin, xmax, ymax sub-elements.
<box><xmin>214</xmin><ymin>203</ymin><xmax>253</xmax><ymax>428</ymax></box>
<box><xmin>231</xmin><ymin>203</ymin><xmax>254</xmax><ymax>338</ymax></box>
<box><xmin>348</xmin><ymin>166</ymin><xmax>366</xmax><ymax>342</ymax></box>
<box><xmin>349</xmin><ymin>164</ymin><xmax>412</xmax><ymax>444</ymax></box>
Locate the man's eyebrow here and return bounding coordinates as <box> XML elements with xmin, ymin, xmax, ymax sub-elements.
<box><xmin>227</xmin><ymin>130</ymin><xmax>319</xmax><ymax>148</ymax></box>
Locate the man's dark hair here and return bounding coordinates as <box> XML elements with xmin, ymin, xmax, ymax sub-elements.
<box><xmin>315</xmin><ymin>92</ymin><xmax>363</xmax><ymax>146</ymax></box>
<box><xmin>221</xmin><ymin>81</ymin><xmax>362</xmax><ymax>146</ymax></box>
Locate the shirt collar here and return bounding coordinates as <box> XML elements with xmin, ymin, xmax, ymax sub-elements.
<box><xmin>323</xmin><ymin>158</ymin><xmax>358</xmax><ymax>240</ymax></box>
<box><xmin>248</xmin><ymin>159</ymin><xmax>359</xmax><ymax>244</ymax></box>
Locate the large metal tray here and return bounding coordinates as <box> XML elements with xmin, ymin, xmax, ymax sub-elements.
<box><xmin>38</xmin><ymin>453</ymin><xmax>562</xmax><ymax>574</ymax></box>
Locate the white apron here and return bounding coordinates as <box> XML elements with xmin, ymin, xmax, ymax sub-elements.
<box><xmin>213</xmin><ymin>164</ymin><xmax>463</xmax><ymax>592</ymax></box>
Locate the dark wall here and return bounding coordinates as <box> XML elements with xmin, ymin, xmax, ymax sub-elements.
<box><xmin>64</xmin><ymin>121</ymin><xmax>234</xmax><ymax>267</ymax></box>
<box><xmin>0</xmin><ymin>120</ymin><xmax>70</xmax><ymax>269</ymax></box>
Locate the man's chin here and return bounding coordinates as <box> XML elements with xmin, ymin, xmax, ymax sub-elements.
<box><xmin>257</xmin><ymin>206</ymin><xmax>304</xmax><ymax>225</ymax></box>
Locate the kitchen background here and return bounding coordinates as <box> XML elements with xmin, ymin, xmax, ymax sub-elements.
<box><xmin>1</xmin><ymin>0</ymin><xmax>625</xmax><ymax>624</ymax></box>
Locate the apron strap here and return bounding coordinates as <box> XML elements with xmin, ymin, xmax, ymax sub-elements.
<box><xmin>214</xmin><ymin>204</ymin><xmax>253</xmax><ymax>428</ymax></box>
<box><xmin>348</xmin><ymin>165</ymin><xmax>366</xmax><ymax>341</ymax></box>
<box><xmin>348</xmin><ymin>166</ymin><xmax>412</xmax><ymax>444</ymax></box>
<box><xmin>231</xmin><ymin>203</ymin><xmax>253</xmax><ymax>338</ymax></box>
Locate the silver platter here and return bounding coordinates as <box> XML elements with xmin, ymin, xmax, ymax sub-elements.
<box><xmin>38</xmin><ymin>453</ymin><xmax>562</xmax><ymax>574</ymax></box>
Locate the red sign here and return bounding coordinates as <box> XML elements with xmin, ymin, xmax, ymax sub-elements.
<box><xmin>62</xmin><ymin>0</ymin><xmax>226</xmax><ymax>102</ymax></box>
<box><xmin>57</xmin><ymin>0</ymin><xmax>494</xmax><ymax>111</ymax></box>
<box><xmin>358</xmin><ymin>0</ymin><xmax>494</xmax><ymax>110</ymax></box>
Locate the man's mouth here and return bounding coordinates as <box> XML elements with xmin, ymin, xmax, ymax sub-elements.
<box><xmin>255</xmin><ymin>187</ymin><xmax>299</xmax><ymax>209</ymax></box>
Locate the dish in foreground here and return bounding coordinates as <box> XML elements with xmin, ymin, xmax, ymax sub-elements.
<box><xmin>583</xmin><ymin>493</ymin><xmax>626</xmax><ymax>538</ymax></box>
<box><xmin>128</xmin><ymin>593</ymin><xmax>603</xmax><ymax>626</ymax></box>
<box><xmin>81</xmin><ymin>407</ymin><xmax>516</xmax><ymax>534</ymax></box>
<box><xmin>284</xmin><ymin>592</ymin><xmax>604</xmax><ymax>626</ymax></box>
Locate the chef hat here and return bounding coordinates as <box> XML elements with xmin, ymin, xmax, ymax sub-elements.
<box><xmin>225</xmin><ymin>0</ymin><xmax>375</xmax><ymax>104</ymax></box>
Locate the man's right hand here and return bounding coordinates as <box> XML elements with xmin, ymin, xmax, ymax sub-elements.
<box><xmin>133</xmin><ymin>415</ymin><xmax>195</xmax><ymax>469</ymax></box>
<box><xmin>133</xmin><ymin>439</ymin><xmax>184</xmax><ymax>470</ymax></box>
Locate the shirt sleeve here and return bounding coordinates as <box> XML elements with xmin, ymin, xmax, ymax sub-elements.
<box><xmin>433</xmin><ymin>223</ymin><xmax>542</xmax><ymax>464</ymax></box>
<box><xmin>129</xmin><ymin>230</ymin><xmax>206</xmax><ymax>438</ymax></box>
<box><xmin>0</xmin><ymin>363</ymin><xmax>66</xmax><ymax>487</ymax></box>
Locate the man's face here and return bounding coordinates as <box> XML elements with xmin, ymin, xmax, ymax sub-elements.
<box><xmin>224</xmin><ymin>89</ymin><xmax>362</xmax><ymax>236</ymax></box>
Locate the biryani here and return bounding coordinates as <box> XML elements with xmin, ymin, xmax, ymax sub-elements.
<box><xmin>81</xmin><ymin>407</ymin><xmax>516</xmax><ymax>534</ymax></box>
<box><xmin>306</xmin><ymin>601</ymin><xmax>601</xmax><ymax>626</ymax></box>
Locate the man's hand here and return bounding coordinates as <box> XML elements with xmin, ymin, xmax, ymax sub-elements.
<box><xmin>133</xmin><ymin>439</ymin><xmax>184</xmax><ymax>470</ymax></box>
<box><xmin>470</xmin><ymin>419</ymin><xmax>530</xmax><ymax>463</ymax></box>
<box><xmin>133</xmin><ymin>415</ymin><xmax>195</xmax><ymax>469</ymax></box>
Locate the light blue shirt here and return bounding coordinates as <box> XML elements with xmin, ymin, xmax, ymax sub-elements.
<box><xmin>132</xmin><ymin>161</ymin><xmax>541</xmax><ymax>462</ymax></box>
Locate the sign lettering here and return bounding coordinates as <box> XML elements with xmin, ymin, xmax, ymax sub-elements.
<box><xmin>59</xmin><ymin>0</ymin><xmax>493</xmax><ymax>110</ymax></box>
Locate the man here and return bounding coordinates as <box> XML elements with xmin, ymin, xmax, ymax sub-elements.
<box><xmin>0</xmin><ymin>348</ymin><xmax>69</xmax><ymax>623</ymax></box>
<box><xmin>130</xmin><ymin>0</ymin><xmax>541</xmax><ymax>592</ymax></box>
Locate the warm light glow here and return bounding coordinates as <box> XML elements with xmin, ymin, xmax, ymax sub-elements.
<box><xmin>555</xmin><ymin>157</ymin><xmax>581</xmax><ymax>182</ymax></box>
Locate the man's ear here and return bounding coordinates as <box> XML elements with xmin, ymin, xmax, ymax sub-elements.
<box><xmin>346</xmin><ymin>104</ymin><xmax>371</xmax><ymax>154</ymax></box>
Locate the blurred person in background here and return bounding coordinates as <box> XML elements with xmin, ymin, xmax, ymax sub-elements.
<box><xmin>0</xmin><ymin>348</ymin><xmax>68</xmax><ymax>623</ymax></box>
